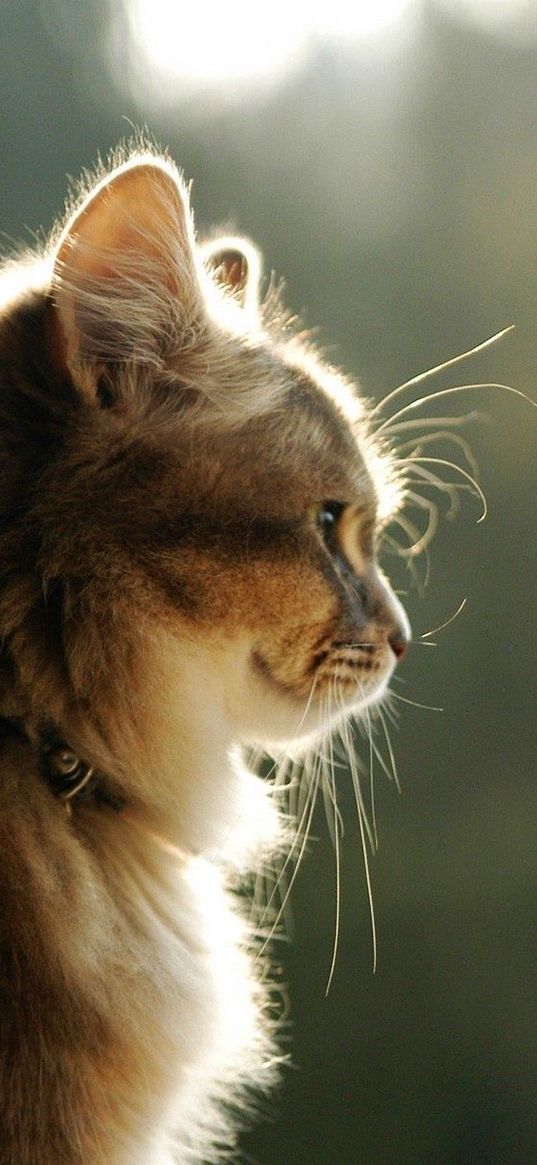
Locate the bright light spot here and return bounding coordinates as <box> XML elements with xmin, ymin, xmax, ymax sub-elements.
<box><xmin>128</xmin><ymin>0</ymin><xmax>307</xmax><ymax>86</ymax></box>
<box><xmin>125</xmin><ymin>0</ymin><xmax>415</xmax><ymax>95</ymax></box>
<box><xmin>122</xmin><ymin>0</ymin><xmax>535</xmax><ymax>105</ymax></box>
<box><xmin>316</xmin><ymin>0</ymin><xmax>415</xmax><ymax>38</ymax></box>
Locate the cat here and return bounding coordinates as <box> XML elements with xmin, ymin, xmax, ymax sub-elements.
<box><xmin>0</xmin><ymin>146</ymin><xmax>409</xmax><ymax>1164</ymax></box>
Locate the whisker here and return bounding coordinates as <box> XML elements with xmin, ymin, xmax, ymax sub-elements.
<box><xmin>339</xmin><ymin>709</ymin><xmax>376</xmax><ymax>854</ymax></box>
<box><xmin>363</xmin><ymin>699</ymin><xmax>378</xmax><ymax>852</ymax></box>
<box><xmin>369</xmin><ymin>735</ymin><xmax>397</xmax><ymax>787</ymax></box>
<box><xmin>383</xmin><ymin>410</ymin><xmax>484</xmax><ymax>437</ymax></box>
<box><xmin>320</xmin><ymin>682</ymin><xmax>344</xmax><ymax>846</ymax></box>
<box><xmin>390</xmin><ymin>691</ymin><xmax>443</xmax><ymax>712</ymax></box>
<box><xmin>251</xmin><ymin>755</ymin><xmax>293</xmax><ymax>935</ymax></box>
<box><xmin>381</xmin><ymin>530</ymin><xmax>429</xmax><ymax>587</ymax></box>
<box><xmin>324</xmin><ymin>788</ymin><xmax>341</xmax><ymax>997</ymax></box>
<box><xmin>258</xmin><ymin>756</ymin><xmax>320</xmax><ymax>955</ymax></box>
<box><xmin>402</xmin><ymin>456</ymin><xmax>487</xmax><ymax>522</ymax></box>
<box><xmin>381</xmin><ymin>697</ymin><xmax>400</xmax><ymax>729</ymax></box>
<box><xmin>329</xmin><ymin>677</ymin><xmax>379</xmax><ymax>978</ymax></box>
<box><xmin>420</xmin><ymin>597</ymin><xmax>467</xmax><ymax>639</ymax></box>
<box><xmin>377</xmin><ymin>704</ymin><xmax>401</xmax><ymax>793</ymax></box>
<box><xmin>296</xmin><ymin>749</ymin><xmax>317</xmax><ymax>825</ymax></box>
<box><xmin>403</xmin><ymin>466</ymin><xmax>473</xmax><ymax>493</ymax></box>
<box><xmin>388</xmin><ymin>512</ymin><xmax>431</xmax><ymax>586</ymax></box>
<box><xmin>402</xmin><ymin>464</ymin><xmax>471</xmax><ymax>520</ymax></box>
<box><xmin>398</xmin><ymin>490</ymin><xmax>438</xmax><ymax>556</ymax></box>
<box><xmin>396</xmin><ymin>429</ymin><xmax>480</xmax><ymax>479</ymax></box>
<box><xmin>325</xmin><ymin>677</ymin><xmax>342</xmax><ymax>995</ymax></box>
<box><xmin>351</xmin><ymin>704</ymin><xmax>378</xmax><ymax>976</ymax></box>
<box><xmin>390</xmin><ymin>509</ymin><xmax>427</xmax><ymax>553</ymax></box>
<box><xmin>372</xmin><ymin>326</ymin><xmax>515</xmax><ymax>419</ymax></box>
<box><xmin>375</xmin><ymin>381</ymin><xmax>535</xmax><ymax>436</ymax></box>
<box><xmin>254</xmin><ymin>676</ymin><xmax>323</xmax><ymax>939</ymax></box>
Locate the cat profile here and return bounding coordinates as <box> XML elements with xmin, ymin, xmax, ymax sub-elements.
<box><xmin>0</xmin><ymin>147</ymin><xmax>409</xmax><ymax>1163</ymax></box>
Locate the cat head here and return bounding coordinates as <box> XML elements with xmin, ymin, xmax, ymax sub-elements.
<box><xmin>0</xmin><ymin>152</ymin><xmax>408</xmax><ymax>841</ymax></box>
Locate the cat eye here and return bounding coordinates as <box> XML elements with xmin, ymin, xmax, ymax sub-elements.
<box><xmin>316</xmin><ymin>501</ymin><xmax>345</xmax><ymax>548</ymax></box>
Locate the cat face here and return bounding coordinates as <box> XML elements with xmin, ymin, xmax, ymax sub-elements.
<box><xmin>147</xmin><ymin>366</ymin><xmax>410</xmax><ymax>747</ymax></box>
<box><xmin>0</xmin><ymin>152</ymin><xmax>408</xmax><ymax>758</ymax></box>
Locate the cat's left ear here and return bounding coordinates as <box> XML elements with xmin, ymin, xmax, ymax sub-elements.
<box><xmin>52</xmin><ymin>157</ymin><xmax>206</xmax><ymax>370</ymax></box>
<box><xmin>202</xmin><ymin>236</ymin><xmax>262</xmax><ymax>318</ymax></box>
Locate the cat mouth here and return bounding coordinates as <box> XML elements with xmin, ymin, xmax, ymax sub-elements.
<box><xmin>250</xmin><ymin>643</ymin><xmax>390</xmax><ymax>703</ymax></box>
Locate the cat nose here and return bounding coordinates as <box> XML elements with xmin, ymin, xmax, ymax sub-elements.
<box><xmin>389</xmin><ymin>630</ymin><xmax>408</xmax><ymax>662</ymax></box>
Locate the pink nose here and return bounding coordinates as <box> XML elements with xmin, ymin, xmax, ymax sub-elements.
<box><xmin>389</xmin><ymin>635</ymin><xmax>408</xmax><ymax>662</ymax></box>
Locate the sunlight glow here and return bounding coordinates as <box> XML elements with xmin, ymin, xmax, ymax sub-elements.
<box><xmin>126</xmin><ymin>0</ymin><xmax>414</xmax><ymax>92</ymax></box>
<box><xmin>129</xmin><ymin>0</ymin><xmax>305</xmax><ymax>85</ymax></box>
<box><xmin>118</xmin><ymin>0</ymin><xmax>536</xmax><ymax>106</ymax></box>
<box><xmin>315</xmin><ymin>0</ymin><xmax>415</xmax><ymax>38</ymax></box>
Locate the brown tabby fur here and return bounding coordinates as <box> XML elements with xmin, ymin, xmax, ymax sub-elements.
<box><xmin>0</xmin><ymin>146</ymin><xmax>408</xmax><ymax>1163</ymax></box>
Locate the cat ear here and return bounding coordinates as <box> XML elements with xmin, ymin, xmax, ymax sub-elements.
<box><xmin>202</xmin><ymin>236</ymin><xmax>262</xmax><ymax>317</ymax></box>
<box><xmin>52</xmin><ymin>157</ymin><xmax>205</xmax><ymax>369</ymax></box>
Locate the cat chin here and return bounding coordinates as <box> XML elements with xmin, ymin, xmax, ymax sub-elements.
<box><xmin>238</xmin><ymin>658</ymin><xmax>394</xmax><ymax>753</ymax></box>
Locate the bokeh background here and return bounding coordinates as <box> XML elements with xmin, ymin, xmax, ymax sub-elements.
<box><xmin>2</xmin><ymin>2</ymin><xmax>537</xmax><ymax>1161</ymax></box>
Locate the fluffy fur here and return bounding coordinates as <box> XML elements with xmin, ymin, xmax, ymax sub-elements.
<box><xmin>0</xmin><ymin>146</ymin><xmax>409</xmax><ymax>1163</ymax></box>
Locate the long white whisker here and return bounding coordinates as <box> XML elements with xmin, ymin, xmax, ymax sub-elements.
<box><xmin>365</xmin><ymin>710</ymin><xmax>398</xmax><ymax>788</ymax></box>
<box><xmin>390</xmin><ymin>691</ymin><xmax>443</xmax><ymax>712</ymax></box>
<box><xmin>375</xmin><ymin>381</ymin><xmax>534</xmax><ymax>436</ymax></box>
<box><xmin>339</xmin><ymin>708</ymin><xmax>376</xmax><ymax>853</ymax></box>
<box><xmin>402</xmin><ymin>463</ymin><xmax>471</xmax><ymax>521</ymax></box>
<box><xmin>421</xmin><ymin>597</ymin><xmax>467</xmax><ymax>639</ymax></box>
<box><xmin>355</xmin><ymin>768</ymin><xmax>378</xmax><ymax>975</ymax></box>
<box><xmin>325</xmin><ymin>673</ymin><xmax>384</xmax><ymax>984</ymax></box>
<box><xmin>372</xmin><ymin>327</ymin><xmax>515</xmax><ymax>418</ymax></box>
<box><xmin>390</xmin><ymin>509</ymin><xmax>427</xmax><ymax>552</ymax></box>
<box><xmin>337</xmin><ymin>682</ymin><xmax>378</xmax><ymax>971</ymax></box>
<box><xmin>382</xmin><ymin>531</ymin><xmax>417</xmax><ymax>561</ymax></box>
<box><xmin>254</xmin><ymin>676</ymin><xmax>322</xmax><ymax>938</ymax></box>
<box><xmin>396</xmin><ymin>429</ymin><xmax>480</xmax><ymax>479</ymax></box>
<box><xmin>271</xmin><ymin>674</ymin><xmax>319</xmax><ymax>794</ymax></box>
<box><xmin>387</xmin><ymin>512</ymin><xmax>431</xmax><ymax>585</ymax></box>
<box><xmin>403</xmin><ymin>464</ymin><xmax>473</xmax><ymax>492</ymax></box>
<box><xmin>363</xmin><ymin>698</ymin><xmax>378</xmax><ymax>852</ymax></box>
<box><xmin>324</xmin><ymin>778</ymin><xmax>341</xmax><ymax>997</ymax></box>
<box><xmin>403</xmin><ymin>456</ymin><xmax>487</xmax><ymax>522</ymax></box>
<box><xmin>377</xmin><ymin>704</ymin><xmax>401</xmax><ymax>793</ymax></box>
<box><xmin>320</xmin><ymin>680</ymin><xmax>342</xmax><ymax>845</ymax></box>
<box><xmin>321</xmin><ymin>760</ymin><xmax>344</xmax><ymax>845</ymax></box>
<box><xmin>383</xmin><ymin>410</ymin><xmax>483</xmax><ymax>437</ymax></box>
<box><xmin>258</xmin><ymin>756</ymin><xmax>320</xmax><ymax>955</ymax></box>
<box><xmin>397</xmin><ymin>490</ymin><xmax>438</xmax><ymax>556</ymax></box>
<box><xmin>260</xmin><ymin>673</ymin><xmax>319</xmax><ymax>820</ymax></box>
<box><xmin>324</xmin><ymin>676</ymin><xmax>342</xmax><ymax>995</ymax></box>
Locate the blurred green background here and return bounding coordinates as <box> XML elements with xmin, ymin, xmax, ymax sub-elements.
<box><xmin>2</xmin><ymin>2</ymin><xmax>537</xmax><ymax>1161</ymax></box>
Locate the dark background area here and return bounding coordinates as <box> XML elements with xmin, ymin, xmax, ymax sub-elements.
<box><xmin>2</xmin><ymin>3</ymin><xmax>537</xmax><ymax>1162</ymax></box>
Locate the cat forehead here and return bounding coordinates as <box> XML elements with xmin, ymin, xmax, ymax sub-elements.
<box><xmin>275</xmin><ymin>350</ymin><xmax>376</xmax><ymax>493</ymax></box>
<box><xmin>186</xmin><ymin>353</ymin><xmax>381</xmax><ymax>517</ymax></box>
<box><xmin>274</xmin><ymin>348</ymin><xmax>400</xmax><ymax>521</ymax></box>
<box><xmin>149</xmin><ymin>333</ymin><xmax>394</xmax><ymax>519</ymax></box>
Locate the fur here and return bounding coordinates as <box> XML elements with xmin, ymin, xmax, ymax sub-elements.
<box><xmin>0</xmin><ymin>147</ymin><xmax>409</xmax><ymax>1163</ymax></box>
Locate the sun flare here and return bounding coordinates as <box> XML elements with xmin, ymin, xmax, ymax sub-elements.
<box><xmin>127</xmin><ymin>0</ymin><xmax>415</xmax><ymax>89</ymax></box>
